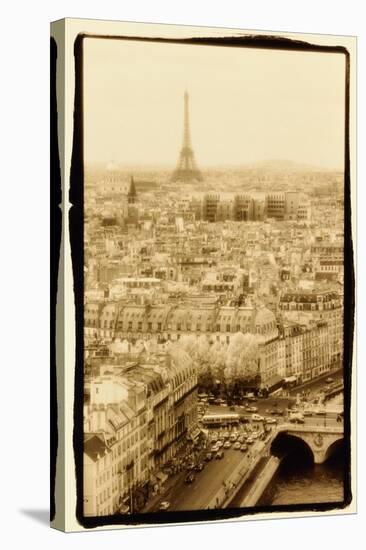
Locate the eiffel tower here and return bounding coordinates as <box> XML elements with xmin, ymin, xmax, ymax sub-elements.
<box><xmin>171</xmin><ymin>91</ymin><xmax>203</xmax><ymax>183</ymax></box>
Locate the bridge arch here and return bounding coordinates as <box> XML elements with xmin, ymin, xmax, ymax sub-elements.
<box><xmin>271</xmin><ymin>432</ymin><xmax>314</xmax><ymax>463</ymax></box>
<box><xmin>270</xmin><ymin>425</ymin><xmax>344</xmax><ymax>464</ymax></box>
<box><xmin>323</xmin><ymin>437</ymin><xmax>344</xmax><ymax>463</ymax></box>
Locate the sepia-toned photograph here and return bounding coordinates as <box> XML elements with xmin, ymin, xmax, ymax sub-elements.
<box><xmin>79</xmin><ymin>28</ymin><xmax>353</xmax><ymax>524</ymax></box>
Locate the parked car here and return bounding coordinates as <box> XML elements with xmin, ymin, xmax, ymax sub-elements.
<box><xmin>205</xmin><ymin>452</ymin><xmax>213</xmax><ymax>461</ymax></box>
<box><xmin>159</xmin><ymin>501</ymin><xmax>170</xmax><ymax>511</ymax></box>
<box><xmin>223</xmin><ymin>441</ymin><xmax>231</xmax><ymax>449</ymax></box>
<box><xmin>194</xmin><ymin>462</ymin><xmax>204</xmax><ymax>472</ymax></box>
<box><xmin>185</xmin><ymin>473</ymin><xmax>195</xmax><ymax>484</ymax></box>
<box><xmin>233</xmin><ymin>441</ymin><xmax>241</xmax><ymax>450</ymax></box>
<box><xmin>246</xmin><ymin>406</ymin><xmax>258</xmax><ymax>412</ymax></box>
<box><xmin>265</xmin><ymin>417</ymin><xmax>277</xmax><ymax>424</ymax></box>
<box><xmin>246</xmin><ymin>437</ymin><xmax>254</xmax><ymax>444</ymax></box>
<box><xmin>215</xmin><ymin>450</ymin><xmax>224</xmax><ymax>459</ymax></box>
<box><xmin>240</xmin><ymin>444</ymin><xmax>248</xmax><ymax>452</ymax></box>
<box><xmin>315</xmin><ymin>409</ymin><xmax>327</xmax><ymax>416</ymax></box>
<box><xmin>239</xmin><ymin>415</ymin><xmax>250</xmax><ymax>424</ymax></box>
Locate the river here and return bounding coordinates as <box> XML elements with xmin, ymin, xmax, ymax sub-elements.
<box><xmin>260</xmin><ymin>450</ymin><xmax>344</xmax><ymax>505</ymax></box>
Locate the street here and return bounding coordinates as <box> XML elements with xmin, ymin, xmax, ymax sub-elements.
<box><xmin>161</xmin><ymin>448</ymin><xmax>250</xmax><ymax>511</ymax></box>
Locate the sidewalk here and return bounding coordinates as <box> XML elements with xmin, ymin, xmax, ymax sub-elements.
<box><xmin>289</xmin><ymin>368</ymin><xmax>343</xmax><ymax>395</ymax></box>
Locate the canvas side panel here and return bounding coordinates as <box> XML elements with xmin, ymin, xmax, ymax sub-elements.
<box><xmin>50</xmin><ymin>18</ymin><xmax>67</xmax><ymax>533</ymax></box>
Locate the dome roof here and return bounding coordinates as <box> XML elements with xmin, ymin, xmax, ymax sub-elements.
<box><xmin>254</xmin><ymin>306</ymin><xmax>276</xmax><ymax>327</ymax></box>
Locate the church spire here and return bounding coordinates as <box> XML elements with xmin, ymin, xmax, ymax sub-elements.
<box><xmin>128</xmin><ymin>175</ymin><xmax>137</xmax><ymax>204</ymax></box>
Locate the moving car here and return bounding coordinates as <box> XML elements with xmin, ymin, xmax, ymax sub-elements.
<box><xmin>265</xmin><ymin>417</ymin><xmax>277</xmax><ymax>424</ymax></box>
<box><xmin>272</xmin><ymin>409</ymin><xmax>284</xmax><ymax>416</ymax></box>
<box><xmin>290</xmin><ymin>417</ymin><xmax>305</xmax><ymax>424</ymax></box>
<box><xmin>252</xmin><ymin>413</ymin><xmax>264</xmax><ymax>421</ymax></box>
<box><xmin>185</xmin><ymin>473</ymin><xmax>195</xmax><ymax>484</ymax></box>
<box><xmin>240</xmin><ymin>444</ymin><xmax>248</xmax><ymax>452</ymax></box>
<box><xmin>326</xmin><ymin>377</ymin><xmax>334</xmax><ymax>383</ymax></box>
<box><xmin>246</xmin><ymin>406</ymin><xmax>258</xmax><ymax>412</ymax></box>
<box><xmin>159</xmin><ymin>501</ymin><xmax>170</xmax><ymax>511</ymax></box>
<box><xmin>289</xmin><ymin>412</ymin><xmax>305</xmax><ymax>424</ymax></box>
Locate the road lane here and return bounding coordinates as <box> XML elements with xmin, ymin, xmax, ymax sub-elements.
<box><xmin>152</xmin><ymin>448</ymin><xmax>250</xmax><ymax>512</ymax></box>
<box><xmin>171</xmin><ymin>449</ymin><xmax>242</xmax><ymax>510</ymax></box>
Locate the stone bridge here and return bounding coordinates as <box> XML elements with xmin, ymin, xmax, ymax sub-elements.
<box><xmin>271</xmin><ymin>423</ymin><xmax>344</xmax><ymax>464</ymax></box>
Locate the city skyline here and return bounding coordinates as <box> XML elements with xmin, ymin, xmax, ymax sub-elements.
<box><xmin>83</xmin><ymin>38</ymin><xmax>346</xmax><ymax>170</ymax></box>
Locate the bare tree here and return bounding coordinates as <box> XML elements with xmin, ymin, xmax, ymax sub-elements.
<box><xmin>224</xmin><ymin>332</ymin><xmax>261</xmax><ymax>382</ymax></box>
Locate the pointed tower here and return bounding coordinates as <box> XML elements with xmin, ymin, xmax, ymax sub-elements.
<box><xmin>171</xmin><ymin>92</ymin><xmax>203</xmax><ymax>183</ymax></box>
<box><xmin>127</xmin><ymin>176</ymin><xmax>137</xmax><ymax>204</ymax></box>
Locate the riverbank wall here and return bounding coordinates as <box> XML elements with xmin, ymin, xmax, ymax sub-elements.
<box><xmin>238</xmin><ymin>456</ymin><xmax>281</xmax><ymax>507</ymax></box>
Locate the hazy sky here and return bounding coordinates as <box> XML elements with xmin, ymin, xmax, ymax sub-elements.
<box><xmin>83</xmin><ymin>37</ymin><xmax>346</xmax><ymax>169</ymax></box>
